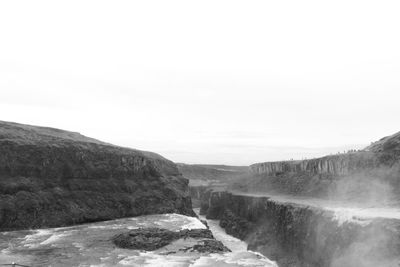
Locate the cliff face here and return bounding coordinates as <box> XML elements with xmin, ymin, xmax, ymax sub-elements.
<box><xmin>195</xmin><ymin>132</ymin><xmax>400</xmax><ymax>267</ymax></box>
<box><xmin>251</xmin><ymin>131</ymin><xmax>400</xmax><ymax>177</ymax></box>
<box><xmin>245</xmin><ymin>133</ymin><xmax>400</xmax><ymax>199</ymax></box>
<box><xmin>250</xmin><ymin>152</ymin><xmax>380</xmax><ymax>177</ymax></box>
<box><xmin>0</xmin><ymin>121</ymin><xmax>194</xmax><ymax>231</ymax></box>
<box><xmin>201</xmin><ymin>191</ymin><xmax>400</xmax><ymax>267</ymax></box>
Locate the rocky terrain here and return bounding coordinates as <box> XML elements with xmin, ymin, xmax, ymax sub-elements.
<box><xmin>113</xmin><ymin>227</ymin><xmax>230</xmax><ymax>253</ymax></box>
<box><xmin>0</xmin><ymin>121</ymin><xmax>194</xmax><ymax>231</ymax></box>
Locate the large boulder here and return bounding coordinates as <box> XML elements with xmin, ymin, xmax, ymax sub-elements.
<box><xmin>112</xmin><ymin>227</ymin><xmax>230</xmax><ymax>253</ymax></box>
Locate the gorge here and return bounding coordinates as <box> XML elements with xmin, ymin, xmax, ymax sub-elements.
<box><xmin>0</xmin><ymin>121</ymin><xmax>275</xmax><ymax>266</ymax></box>
<box><xmin>187</xmin><ymin>131</ymin><xmax>400</xmax><ymax>267</ymax></box>
<box><xmin>2</xmin><ymin>120</ymin><xmax>400</xmax><ymax>267</ymax></box>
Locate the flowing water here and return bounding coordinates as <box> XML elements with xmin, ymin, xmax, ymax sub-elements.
<box><xmin>194</xmin><ymin>208</ymin><xmax>277</xmax><ymax>266</ymax></box>
<box><xmin>0</xmin><ymin>212</ymin><xmax>277</xmax><ymax>267</ymax></box>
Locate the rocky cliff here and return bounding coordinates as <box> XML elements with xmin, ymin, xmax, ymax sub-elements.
<box><xmin>201</xmin><ymin>190</ymin><xmax>400</xmax><ymax>267</ymax></box>
<box><xmin>194</xmin><ymin>131</ymin><xmax>400</xmax><ymax>267</ymax></box>
<box><xmin>0</xmin><ymin>121</ymin><xmax>194</xmax><ymax>231</ymax></box>
<box><xmin>245</xmin><ymin>132</ymin><xmax>400</xmax><ymax>200</ymax></box>
<box><xmin>250</xmin><ymin>152</ymin><xmax>380</xmax><ymax>177</ymax></box>
<box><xmin>251</xmin><ymin>131</ymin><xmax>400</xmax><ymax>177</ymax></box>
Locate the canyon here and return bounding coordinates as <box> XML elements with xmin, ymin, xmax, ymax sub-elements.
<box><xmin>2</xmin><ymin>120</ymin><xmax>400</xmax><ymax>267</ymax></box>
<box><xmin>189</xmin><ymin>131</ymin><xmax>400</xmax><ymax>267</ymax></box>
<box><xmin>198</xmin><ymin>190</ymin><xmax>400</xmax><ymax>267</ymax></box>
<box><xmin>0</xmin><ymin>121</ymin><xmax>275</xmax><ymax>266</ymax></box>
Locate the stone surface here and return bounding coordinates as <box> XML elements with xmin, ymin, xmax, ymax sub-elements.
<box><xmin>112</xmin><ymin>227</ymin><xmax>230</xmax><ymax>253</ymax></box>
<box><xmin>190</xmin><ymin>239</ymin><xmax>230</xmax><ymax>253</ymax></box>
<box><xmin>0</xmin><ymin>121</ymin><xmax>194</xmax><ymax>231</ymax></box>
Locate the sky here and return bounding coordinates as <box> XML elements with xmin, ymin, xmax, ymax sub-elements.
<box><xmin>1</xmin><ymin>0</ymin><xmax>400</xmax><ymax>165</ymax></box>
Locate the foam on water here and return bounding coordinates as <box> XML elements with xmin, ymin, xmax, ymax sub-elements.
<box><xmin>0</xmin><ymin>212</ymin><xmax>276</xmax><ymax>266</ymax></box>
<box><xmin>195</xmin><ymin>208</ymin><xmax>277</xmax><ymax>267</ymax></box>
<box><xmin>22</xmin><ymin>229</ymin><xmax>53</xmax><ymax>248</ymax></box>
<box><xmin>40</xmin><ymin>232</ymin><xmax>71</xmax><ymax>245</ymax></box>
<box><xmin>156</xmin><ymin>213</ymin><xmax>208</xmax><ymax>230</ymax></box>
<box><xmin>197</xmin><ymin>214</ymin><xmax>247</xmax><ymax>252</ymax></box>
<box><xmin>88</xmin><ymin>224</ymin><xmax>139</xmax><ymax>230</ymax></box>
<box><xmin>118</xmin><ymin>251</ymin><xmax>193</xmax><ymax>267</ymax></box>
<box><xmin>190</xmin><ymin>252</ymin><xmax>277</xmax><ymax>267</ymax></box>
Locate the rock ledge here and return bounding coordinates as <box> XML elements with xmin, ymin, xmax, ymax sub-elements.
<box><xmin>112</xmin><ymin>227</ymin><xmax>230</xmax><ymax>253</ymax></box>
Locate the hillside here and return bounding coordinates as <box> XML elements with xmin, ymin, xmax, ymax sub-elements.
<box><xmin>0</xmin><ymin>121</ymin><xmax>194</xmax><ymax>231</ymax></box>
<box><xmin>177</xmin><ymin>163</ymin><xmax>250</xmax><ymax>186</ymax></box>
<box><xmin>366</xmin><ymin>131</ymin><xmax>400</xmax><ymax>153</ymax></box>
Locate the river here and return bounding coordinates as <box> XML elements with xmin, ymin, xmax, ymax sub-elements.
<box><xmin>0</xmin><ymin>212</ymin><xmax>277</xmax><ymax>267</ymax></box>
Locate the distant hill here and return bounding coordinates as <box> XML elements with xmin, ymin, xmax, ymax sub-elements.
<box><xmin>177</xmin><ymin>163</ymin><xmax>250</xmax><ymax>186</ymax></box>
<box><xmin>365</xmin><ymin>131</ymin><xmax>400</xmax><ymax>153</ymax></box>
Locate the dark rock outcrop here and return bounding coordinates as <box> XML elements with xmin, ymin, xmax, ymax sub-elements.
<box><xmin>0</xmin><ymin>121</ymin><xmax>194</xmax><ymax>231</ymax></box>
<box><xmin>202</xmin><ymin>191</ymin><xmax>400</xmax><ymax>267</ymax></box>
<box><xmin>189</xmin><ymin>239</ymin><xmax>230</xmax><ymax>253</ymax></box>
<box><xmin>113</xmin><ymin>227</ymin><xmax>230</xmax><ymax>253</ymax></box>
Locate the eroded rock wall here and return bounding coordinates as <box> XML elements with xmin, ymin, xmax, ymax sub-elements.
<box><xmin>202</xmin><ymin>191</ymin><xmax>400</xmax><ymax>267</ymax></box>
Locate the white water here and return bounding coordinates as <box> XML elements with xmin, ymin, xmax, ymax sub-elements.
<box><xmin>194</xmin><ymin>209</ymin><xmax>247</xmax><ymax>252</ymax></box>
<box><xmin>0</xmin><ymin>212</ymin><xmax>277</xmax><ymax>267</ymax></box>
<box><xmin>194</xmin><ymin>208</ymin><xmax>277</xmax><ymax>267</ymax></box>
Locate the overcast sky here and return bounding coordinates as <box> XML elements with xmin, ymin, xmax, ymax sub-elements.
<box><xmin>1</xmin><ymin>0</ymin><xmax>399</xmax><ymax>165</ymax></box>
